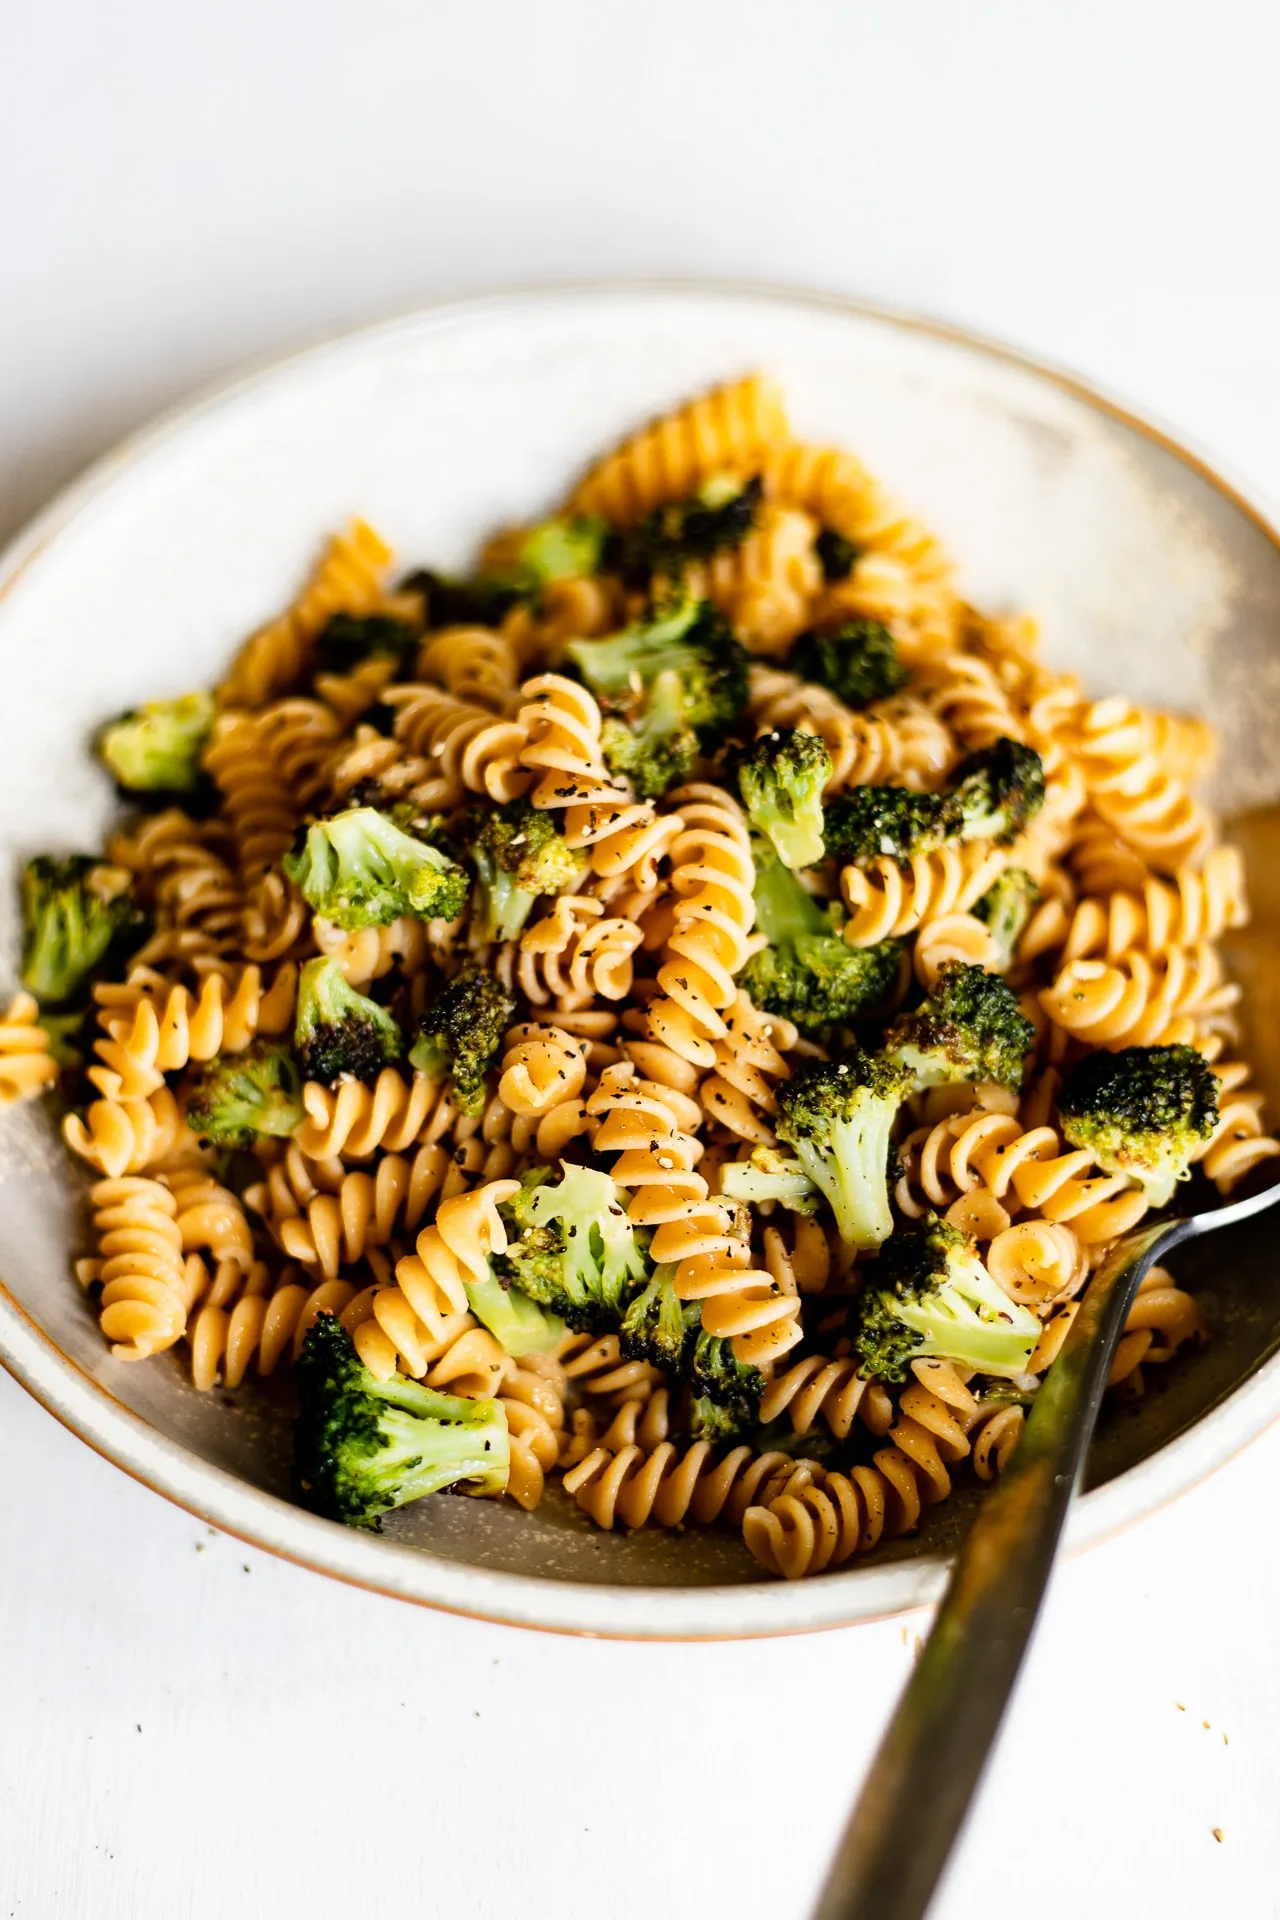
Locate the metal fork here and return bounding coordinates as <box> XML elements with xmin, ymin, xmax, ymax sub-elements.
<box><xmin>813</xmin><ymin>1177</ymin><xmax>1280</xmax><ymax>1920</ymax></box>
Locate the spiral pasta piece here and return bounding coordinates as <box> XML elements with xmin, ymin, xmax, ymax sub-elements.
<box><xmin>244</xmin><ymin>1140</ymin><xmax>452</xmax><ymax>1278</ymax></box>
<box><xmin>76</xmin><ymin>1177</ymin><xmax>193</xmax><ymax>1360</ymax></box>
<box><xmin>218</xmin><ymin>519</ymin><xmax>393</xmax><ymax>708</ymax></box>
<box><xmin>1038</xmin><ymin>947</ymin><xmax>1237</xmax><ymax>1051</ymax></box>
<box><xmin>64</xmin><ymin>1087</ymin><xmax>190</xmax><ymax>1179</ymax></box>
<box><xmin>568</xmin><ymin>374</ymin><xmax>788</xmax><ymax>523</ymax></box>
<box><xmin>293</xmin><ymin>1068</ymin><xmax>454</xmax><ymax>1159</ymax></box>
<box><xmin>841</xmin><ymin>843</ymin><xmax>1009</xmax><ymax>947</ymax></box>
<box><xmin>562</xmin><ymin>1438</ymin><xmax>816</xmax><ymax>1532</ymax></box>
<box><xmin>90</xmin><ymin>964</ymin><xmax>296</xmax><ymax>1097</ymax></box>
<box><xmin>0</xmin><ymin>992</ymin><xmax>58</xmax><ymax>1106</ymax></box>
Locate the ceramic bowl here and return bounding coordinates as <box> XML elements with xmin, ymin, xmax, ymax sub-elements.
<box><xmin>3</xmin><ymin>283</ymin><xmax>1279</xmax><ymax>1637</ymax></box>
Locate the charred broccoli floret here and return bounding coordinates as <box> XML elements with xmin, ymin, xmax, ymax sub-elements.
<box><xmin>494</xmin><ymin>1164</ymin><xmax>650</xmax><ymax>1331</ymax></box>
<box><xmin>720</xmin><ymin>1146</ymin><xmax>820</xmax><ymax>1214</ymax></box>
<box><xmin>294</xmin><ymin>1313</ymin><xmax>509</xmax><ymax>1529</ymax></box>
<box><xmin>409</xmin><ymin>965</ymin><xmax>514</xmax><ymax>1119</ymax></box>
<box><xmin>823</xmin><ymin>784</ymin><xmax>958</xmax><ymax>864</ymax></box>
<box><xmin>605</xmin><ymin>474</ymin><xmax>762</xmax><ymax>588</ymax></box>
<box><xmin>814</xmin><ymin>529</ymin><xmax>860</xmax><ymax>583</ymax></box>
<box><xmin>735</xmin><ymin>728</ymin><xmax>831</xmax><ymax>869</ymax></box>
<box><xmin>96</xmin><ymin>692</ymin><xmax>215</xmax><ymax>795</ymax></box>
<box><xmin>313</xmin><ymin>612</ymin><xmax>418</xmax><ymax>675</ymax></box>
<box><xmin>462</xmin><ymin>799</ymin><xmax>587</xmax><ymax>944</ymax></box>
<box><xmin>687</xmin><ymin>1329</ymin><xmax>765</xmax><ymax>1440</ymax></box>
<box><xmin>403</xmin><ymin>517</ymin><xmax>606</xmax><ymax>630</ymax></box>
<box><xmin>619</xmin><ymin>1265</ymin><xmax>699</xmax><ymax>1373</ymax></box>
<box><xmin>284</xmin><ymin>806</ymin><xmax>468</xmax><ymax>929</ymax></box>
<box><xmin>850</xmin><ymin>1214</ymin><xmax>1040</xmax><ymax>1385</ymax></box>
<box><xmin>294</xmin><ymin>956</ymin><xmax>403</xmax><ymax>1086</ymax></box>
<box><xmin>775</xmin><ymin>1052</ymin><xmax>914</xmax><ymax>1251</ymax></box>
<box><xmin>565</xmin><ymin>596</ymin><xmax>748</xmax><ymax>749</ymax></box>
<box><xmin>19</xmin><ymin>855</ymin><xmax>144</xmax><ymax>1004</ymax></box>
<box><xmin>1058</xmin><ymin>1044</ymin><xmax>1219</xmax><ymax>1207</ymax></box>
<box><xmin>600</xmin><ymin>669</ymin><xmax>699</xmax><ymax>799</ymax></box>
<box><xmin>974</xmin><ymin>867</ymin><xmax>1040</xmax><ymax>967</ymax></box>
<box><xmin>790</xmin><ymin>618</ymin><xmax>906</xmax><ymax>710</ymax></box>
<box><xmin>739</xmin><ymin>842</ymin><xmax>903</xmax><ymax>1034</ymax></box>
<box><xmin>885</xmin><ymin>961</ymin><xmax>1034</xmax><ymax>1091</ymax></box>
<box><xmin>187</xmin><ymin>1038</ymin><xmax>303</xmax><ymax>1146</ymax></box>
<box><xmin>949</xmin><ymin>739</ymin><xmax>1046</xmax><ymax>844</ymax></box>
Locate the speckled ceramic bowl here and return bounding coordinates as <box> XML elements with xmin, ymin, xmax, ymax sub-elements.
<box><xmin>3</xmin><ymin>284</ymin><xmax>1279</xmax><ymax>1638</ymax></box>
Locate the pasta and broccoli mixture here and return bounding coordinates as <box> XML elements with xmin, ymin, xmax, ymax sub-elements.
<box><xmin>7</xmin><ymin>374</ymin><xmax>1278</xmax><ymax>1579</ymax></box>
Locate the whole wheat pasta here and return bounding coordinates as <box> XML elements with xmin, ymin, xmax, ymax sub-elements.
<box><xmin>22</xmin><ymin>373</ymin><xmax>1274</xmax><ymax>1574</ymax></box>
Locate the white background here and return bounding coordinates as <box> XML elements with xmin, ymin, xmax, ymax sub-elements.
<box><xmin>4</xmin><ymin>3</ymin><xmax>1280</xmax><ymax>1915</ymax></box>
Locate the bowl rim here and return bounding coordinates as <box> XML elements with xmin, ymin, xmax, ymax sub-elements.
<box><xmin>3</xmin><ymin>275</ymin><xmax>1279</xmax><ymax>1641</ymax></box>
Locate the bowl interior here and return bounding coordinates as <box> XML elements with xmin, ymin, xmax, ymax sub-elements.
<box><xmin>2</xmin><ymin>285</ymin><xmax>1279</xmax><ymax>1634</ymax></box>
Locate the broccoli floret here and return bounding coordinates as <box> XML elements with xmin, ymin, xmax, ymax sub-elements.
<box><xmin>19</xmin><ymin>856</ymin><xmax>144</xmax><ymax>1005</ymax></box>
<box><xmin>739</xmin><ymin>843</ymin><xmax>903</xmax><ymax>1033</ymax></box>
<box><xmin>565</xmin><ymin>596</ymin><xmax>748</xmax><ymax>746</ymax></box>
<box><xmin>284</xmin><ymin>806</ymin><xmax>469</xmax><ymax>930</ymax></box>
<box><xmin>974</xmin><ymin>867</ymin><xmax>1040</xmax><ymax>967</ymax></box>
<box><xmin>823</xmin><ymin>784</ymin><xmax>959</xmax><ymax>864</ymax></box>
<box><xmin>294</xmin><ymin>1313</ymin><xmax>510</xmax><ymax>1529</ymax></box>
<box><xmin>688</xmin><ymin>1328</ymin><xmax>765</xmax><ymax>1437</ymax></box>
<box><xmin>619</xmin><ymin>1265</ymin><xmax>699</xmax><ymax>1372</ymax></box>
<box><xmin>736</xmin><ymin>728</ymin><xmax>832</xmax><ymax>870</ymax></box>
<box><xmin>463</xmin><ymin>799</ymin><xmax>587</xmax><ymax>944</ymax></box>
<box><xmin>606</xmin><ymin>474</ymin><xmax>762</xmax><ymax>588</ymax></box>
<box><xmin>885</xmin><ymin>961</ymin><xmax>1034</xmax><ymax>1091</ymax></box>
<box><xmin>294</xmin><ymin>956</ymin><xmax>402</xmax><ymax>1087</ymax></box>
<box><xmin>850</xmin><ymin>1214</ymin><xmax>1040</xmax><ymax>1385</ymax></box>
<box><xmin>601</xmin><ymin>669</ymin><xmax>699</xmax><ymax>799</ymax></box>
<box><xmin>814</xmin><ymin>529</ymin><xmax>861</xmax><ymax>583</ymax></box>
<box><xmin>314</xmin><ymin>612</ymin><xmax>418</xmax><ymax>675</ymax></box>
<box><xmin>96</xmin><ymin>692</ymin><xmax>215</xmax><ymax>795</ymax></box>
<box><xmin>464</xmin><ymin>1271</ymin><xmax>566</xmax><ymax>1356</ymax></box>
<box><xmin>402</xmin><ymin>518</ymin><xmax>606</xmax><ymax>631</ymax></box>
<box><xmin>790</xmin><ymin>618</ymin><xmax>907</xmax><ymax>709</ymax></box>
<box><xmin>187</xmin><ymin>1038</ymin><xmax>303</xmax><ymax>1146</ymax></box>
<box><xmin>1058</xmin><ymin>1043</ymin><xmax>1219</xmax><ymax>1208</ymax></box>
<box><xmin>949</xmin><ymin>739</ymin><xmax>1046</xmax><ymax>844</ymax></box>
<box><xmin>494</xmin><ymin>1164</ymin><xmax>650</xmax><ymax>1331</ymax></box>
<box><xmin>774</xmin><ymin>1052</ymin><xmax>913</xmax><ymax>1251</ymax></box>
<box><xmin>720</xmin><ymin>1147</ymin><xmax>820</xmax><ymax>1214</ymax></box>
<box><xmin>409</xmin><ymin>965</ymin><xmax>514</xmax><ymax>1119</ymax></box>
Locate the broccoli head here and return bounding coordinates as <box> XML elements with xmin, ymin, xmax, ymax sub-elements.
<box><xmin>294</xmin><ymin>956</ymin><xmax>402</xmax><ymax>1086</ymax></box>
<box><xmin>294</xmin><ymin>1313</ymin><xmax>510</xmax><ymax>1529</ymax></box>
<box><xmin>96</xmin><ymin>692</ymin><xmax>215</xmax><ymax>795</ymax></box>
<box><xmin>974</xmin><ymin>867</ymin><xmax>1040</xmax><ymax>968</ymax></box>
<box><xmin>814</xmin><ymin>529</ymin><xmax>860</xmax><ymax>583</ymax></box>
<box><xmin>601</xmin><ymin>669</ymin><xmax>699</xmax><ymax>799</ymax></box>
<box><xmin>284</xmin><ymin>806</ymin><xmax>469</xmax><ymax>929</ymax></box>
<box><xmin>494</xmin><ymin>1164</ymin><xmax>650</xmax><ymax>1331</ymax></box>
<box><xmin>1058</xmin><ymin>1043</ymin><xmax>1219</xmax><ymax>1208</ymax></box>
<box><xmin>789</xmin><ymin>618</ymin><xmax>907</xmax><ymax>710</ymax></box>
<box><xmin>849</xmin><ymin>1214</ymin><xmax>1040</xmax><ymax>1385</ymax></box>
<box><xmin>402</xmin><ymin>517</ymin><xmax>606</xmax><ymax>631</ymax></box>
<box><xmin>735</xmin><ymin>728</ymin><xmax>832</xmax><ymax>870</ymax></box>
<box><xmin>774</xmin><ymin>1051</ymin><xmax>913</xmax><ymax>1251</ymax></box>
<box><xmin>19</xmin><ymin>855</ymin><xmax>144</xmax><ymax>1005</ymax></box>
<box><xmin>823</xmin><ymin>784</ymin><xmax>958</xmax><ymax>864</ymax></box>
<box><xmin>565</xmin><ymin>596</ymin><xmax>748</xmax><ymax>747</ymax></box>
<box><xmin>720</xmin><ymin>1147</ymin><xmax>820</xmax><ymax>1214</ymax></box>
<box><xmin>314</xmin><ymin>612</ymin><xmax>418</xmax><ymax>675</ymax></box>
<box><xmin>409</xmin><ymin>964</ymin><xmax>514</xmax><ymax>1119</ymax></box>
<box><xmin>885</xmin><ymin>962</ymin><xmax>1034</xmax><ymax>1091</ymax></box>
<box><xmin>949</xmin><ymin>739</ymin><xmax>1046</xmax><ymax>844</ymax></box>
<box><xmin>605</xmin><ymin>474</ymin><xmax>762</xmax><ymax>588</ymax></box>
<box><xmin>687</xmin><ymin>1328</ymin><xmax>765</xmax><ymax>1439</ymax></box>
<box><xmin>187</xmin><ymin>1038</ymin><xmax>303</xmax><ymax>1146</ymax></box>
<box><xmin>463</xmin><ymin>799</ymin><xmax>587</xmax><ymax>944</ymax></box>
<box><xmin>739</xmin><ymin>843</ymin><xmax>903</xmax><ymax>1034</ymax></box>
<box><xmin>619</xmin><ymin>1265</ymin><xmax>699</xmax><ymax>1373</ymax></box>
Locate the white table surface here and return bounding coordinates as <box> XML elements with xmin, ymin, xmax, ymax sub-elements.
<box><xmin>4</xmin><ymin>3</ymin><xmax>1280</xmax><ymax>1915</ymax></box>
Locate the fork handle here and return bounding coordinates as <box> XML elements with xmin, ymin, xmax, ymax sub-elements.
<box><xmin>812</xmin><ymin>1219</ymin><xmax>1189</xmax><ymax>1920</ymax></box>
